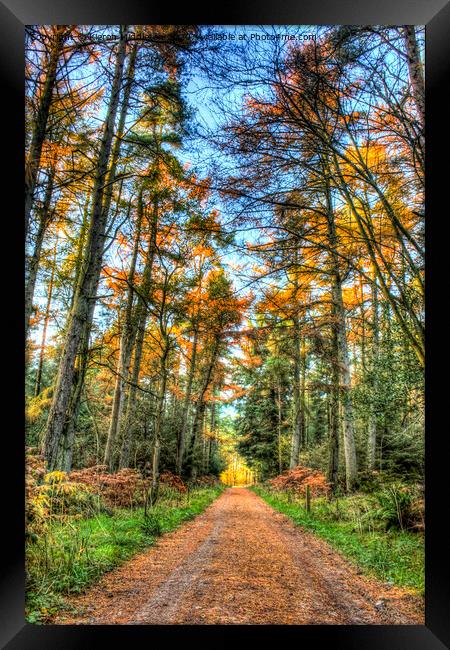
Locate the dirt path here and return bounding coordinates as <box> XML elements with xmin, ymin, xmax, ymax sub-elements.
<box><xmin>55</xmin><ymin>488</ymin><xmax>424</xmax><ymax>625</ymax></box>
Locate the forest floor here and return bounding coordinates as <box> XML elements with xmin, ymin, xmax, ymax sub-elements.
<box><xmin>54</xmin><ymin>488</ymin><xmax>424</xmax><ymax>625</ymax></box>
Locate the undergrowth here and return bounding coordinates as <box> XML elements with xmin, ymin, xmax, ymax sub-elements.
<box><xmin>26</xmin><ymin>486</ymin><xmax>223</xmax><ymax>623</ymax></box>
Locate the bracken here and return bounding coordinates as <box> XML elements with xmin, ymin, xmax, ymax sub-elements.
<box><xmin>269</xmin><ymin>465</ymin><xmax>330</xmax><ymax>497</ymax></box>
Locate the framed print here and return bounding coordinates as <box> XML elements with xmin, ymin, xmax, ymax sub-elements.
<box><xmin>1</xmin><ymin>0</ymin><xmax>449</xmax><ymax>647</ymax></box>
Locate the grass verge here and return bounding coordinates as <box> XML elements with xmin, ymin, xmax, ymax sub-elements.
<box><xmin>252</xmin><ymin>486</ymin><xmax>424</xmax><ymax>595</ymax></box>
<box><xmin>26</xmin><ymin>486</ymin><xmax>223</xmax><ymax>623</ymax></box>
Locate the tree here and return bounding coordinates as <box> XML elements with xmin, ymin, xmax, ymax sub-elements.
<box><xmin>43</xmin><ymin>26</ymin><xmax>129</xmax><ymax>470</ymax></box>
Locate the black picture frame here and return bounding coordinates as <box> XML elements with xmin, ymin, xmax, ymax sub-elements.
<box><xmin>3</xmin><ymin>0</ymin><xmax>449</xmax><ymax>647</ymax></box>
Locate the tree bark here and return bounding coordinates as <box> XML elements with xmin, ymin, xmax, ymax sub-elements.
<box><xmin>59</xmin><ymin>343</ymin><xmax>87</xmax><ymax>472</ymax></box>
<box><xmin>300</xmin><ymin>337</ymin><xmax>307</xmax><ymax>446</ymax></box>
<box><xmin>69</xmin><ymin>196</ymin><xmax>90</xmax><ymax>311</ymax></box>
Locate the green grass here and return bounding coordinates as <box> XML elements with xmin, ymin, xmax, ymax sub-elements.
<box><xmin>26</xmin><ymin>486</ymin><xmax>223</xmax><ymax>623</ymax></box>
<box><xmin>252</xmin><ymin>486</ymin><xmax>424</xmax><ymax>596</ymax></box>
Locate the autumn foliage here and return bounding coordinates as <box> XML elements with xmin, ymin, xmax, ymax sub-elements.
<box><xmin>68</xmin><ymin>466</ymin><xmax>147</xmax><ymax>508</ymax></box>
<box><xmin>26</xmin><ymin>449</ymin><xmax>48</xmax><ymax>536</ymax></box>
<box><xmin>159</xmin><ymin>471</ymin><xmax>187</xmax><ymax>493</ymax></box>
<box><xmin>26</xmin><ymin>449</ymin><xmax>194</xmax><ymax>525</ymax></box>
<box><xmin>26</xmin><ymin>449</ymin><xmax>99</xmax><ymax>536</ymax></box>
<box><xmin>269</xmin><ymin>465</ymin><xmax>330</xmax><ymax>497</ymax></box>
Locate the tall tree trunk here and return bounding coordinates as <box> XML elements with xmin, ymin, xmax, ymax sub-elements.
<box><xmin>62</xmin><ymin>40</ymin><xmax>137</xmax><ymax>471</ymax></box>
<box><xmin>147</xmin><ymin>341</ymin><xmax>169</xmax><ymax>507</ymax></box>
<box><xmin>367</xmin><ymin>270</ymin><xmax>380</xmax><ymax>470</ymax></box>
<box><xmin>290</xmin><ymin>314</ymin><xmax>303</xmax><ymax>468</ymax></box>
<box><xmin>325</xmin><ymin>179</ymin><xmax>357</xmax><ymax>491</ymax></box>
<box><xmin>69</xmin><ymin>195</ymin><xmax>91</xmax><ymax>311</ymax></box>
<box><xmin>100</xmin><ymin>42</ymin><xmax>138</xmax><ymax>225</ymax></box>
<box><xmin>60</xmin><ymin>39</ymin><xmax>139</xmax><ymax>472</ymax></box>
<box><xmin>104</xmin><ymin>192</ymin><xmax>143</xmax><ymax>468</ymax></box>
<box><xmin>327</xmin><ymin>332</ymin><xmax>340</xmax><ymax>491</ymax></box>
<box><xmin>300</xmin><ymin>337</ymin><xmax>307</xmax><ymax>446</ymax></box>
<box><xmin>204</xmin><ymin>437</ymin><xmax>211</xmax><ymax>475</ymax></box>
<box><xmin>43</xmin><ymin>28</ymin><xmax>128</xmax><ymax>470</ymax></box>
<box><xmin>203</xmin><ymin>402</ymin><xmax>215</xmax><ymax>475</ymax></box>
<box><xmin>210</xmin><ymin>399</ymin><xmax>216</xmax><ymax>434</ymax></box>
<box><xmin>207</xmin><ymin>400</ymin><xmax>216</xmax><ymax>475</ymax></box>
<box><xmin>277</xmin><ymin>379</ymin><xmax>283</xmax><ymax>474</ymax></box>
<box><xmin>333</xmin><ymin>279</ymin><xmax>357</xmax><ymax>491</ymax></box>
<box><xmin>60</xmin><ymin>193</ymin><xmax>129</xmax><ymax>472</ymax></box>
<box><xmin>59</xmin><ymin>343</ymin><xmax>87</xmax><ymax>471</ymax></box>
<box><xmin>201</xmin><ymin>418</ymin><xmax>208</xmax><ymax>475</ymax></box>
<box><xmin>34</xmin><ymin>233</ymin><xmax>58</xmax><ymax>396</ymax></box>
<box><xmin>119</xmin><ymin>199</ymin><xmax>159</xmax><ymax>468</ymax></box>
<box><xmin>176</xmin><ymin>325</ymin><xmax>199</xmax><ymax>474</ymax></box>
<box><xmin>187</xmin><ymin>339</ymin><xmax>220</xmax><ymax>479</ymax></box>
<box><xmin>25</xmin><ymin>160</ymin><xmax>56</xmax><ymax>339</ymax></box>
<box><xmin>25</xmin><ymin>27</ymin><xmax>68</xmax><ymax>241</ymax></box>
<box><xmin>188</xmin><ymin>402</ymin><xmax>206</xmax><ymax>481</ymax></box>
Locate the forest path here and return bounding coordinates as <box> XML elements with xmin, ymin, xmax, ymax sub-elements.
<box><xmin>56</xmin><ymin>488</ymin><xmax>423</xmax><ymax>625</ymax></box>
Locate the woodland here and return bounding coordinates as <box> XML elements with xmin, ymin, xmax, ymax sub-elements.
<box><xmin>25</xmin><ymin>25</ymin><xmax>425</xmax><ymax>623</ymax></box>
